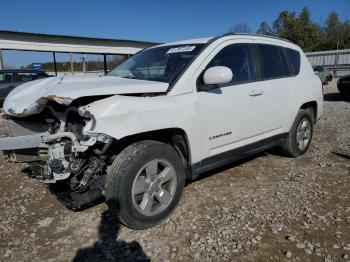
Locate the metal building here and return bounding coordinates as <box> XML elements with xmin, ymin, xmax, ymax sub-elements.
<box><xmin>306</xmin><ymin>49</ymin><xmax>350</xmax><ymax>77</ymax></box>
<box><xmin>0</xmin><ymin>30</ymin><xmax>158</xmax><ymax>74</ymax></box>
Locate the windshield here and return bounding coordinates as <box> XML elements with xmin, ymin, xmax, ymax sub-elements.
<box><xmin>108</xmin><ymin>44</ymin><xmax>205</xmax><ymax>83</ymax></box>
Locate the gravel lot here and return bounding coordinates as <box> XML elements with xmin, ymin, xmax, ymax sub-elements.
<box><xmin>0</xmin><ymin>80</ymin><xmax>349</xmax><ymax>262</ymax></box>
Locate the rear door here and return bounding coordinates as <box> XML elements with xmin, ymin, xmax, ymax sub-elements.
<box><xmin>252</xmin><ymin>43</ymin><xmax>295</xmax><ymax>136</ymax></box>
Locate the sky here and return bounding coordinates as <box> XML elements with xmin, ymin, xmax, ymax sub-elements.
<box><xmin>1</xmin><ymin>0</ymin><xmax>349</xmax><ymax>68</ymax></box>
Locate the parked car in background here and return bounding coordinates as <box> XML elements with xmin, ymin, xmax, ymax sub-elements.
<box><xmin>0</xmin><ymin>69</ymin><xmax>49</xmax><ymax>106</ymax></box>
<box><xmin>313</xmin><ymin>66</ymin><xmax>332</xmax><ymax>85</ymax></box>
<box><xmin>337</xmin><ymin>75</ymin><xmax>350</xmax><ymax>97</ymax></box>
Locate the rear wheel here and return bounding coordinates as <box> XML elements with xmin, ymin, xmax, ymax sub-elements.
<box><xmin>281</xmin><ymin>109</ymin><xmax>313</xmax><ymax>157</ymax></box>
<box><xmin>105</xmin><ymin>140</ymin><xmax>185</xmax><ymax>229</ymax></box>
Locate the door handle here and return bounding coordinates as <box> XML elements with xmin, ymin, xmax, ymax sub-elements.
<box><xmin>249</xmin><ymin>89</ymin><xmax>263</xmax><ymax>96</ymax></box>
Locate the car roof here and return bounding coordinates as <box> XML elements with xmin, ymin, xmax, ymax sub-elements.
<box><xmin>157</xmin><ymin>33</ymin><xmax>299</xmax><ymax>50</ymax></box>
<box><xmin>0</xmin><ymin>69</ymin><xmax>46</xmax><ymax>73</ymax></box>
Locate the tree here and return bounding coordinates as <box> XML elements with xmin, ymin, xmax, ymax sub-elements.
<box><xmin>272</xmin><ymin>10</ymin><xmax>299</xmax><ymax>42</ymax></box>
<box><xmin>324</xmin><ymin>11</ymin><xmax>342</xmax><ymax>49</ymax></box>
<box><xmin>229</xmin><ymin>22</ymin><xmax>251</xmax><ymax>33</ymax></box>
<box><xmin>342</xmin><ymin>19</ymin><xmax>350</xmax><ymax>49</ymax></box>
<box><xmin>254</xmin><ymin>8</ymin><xmax>347</xmax><ymax>51</ymax></box>
<box><xmin>256</xmin><ymin>22</ymin><xmax>274</xmax><ymax>35</ymax></box>
<box><xmin>296</xmin><ymin>7</ymin><xmax>326</xmax><ymax>51</ymax></box>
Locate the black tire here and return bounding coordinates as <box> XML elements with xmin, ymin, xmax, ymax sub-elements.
<box><xmin>105</xmin><ymin>140</ymin><xmax>186</xmax><ymax>229</ymax></box>
<box><xmin>281</xmin><ymin>109</ymin><xmax>314</xmax><ymax>158</ymax></box>
<box><xmin>339</xmin><ymin>88</ymin><xmax>350</xmax><ymax>97</ymax></box>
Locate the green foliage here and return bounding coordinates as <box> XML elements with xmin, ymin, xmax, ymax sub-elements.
<box><xmin>256</xmin><ymin>8</ymin><xmax>349</xmax><ymax>51</ymax></box>
<box><xmin>256</xmin><ymin>22</ymin><xmax>274</xmax><ymax>35</ymax></box>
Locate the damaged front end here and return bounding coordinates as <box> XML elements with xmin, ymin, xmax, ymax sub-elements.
<box><xmin>0</xmin><ymin>101</ymin><xmax>113</xmax><ymax>209</ymax></box>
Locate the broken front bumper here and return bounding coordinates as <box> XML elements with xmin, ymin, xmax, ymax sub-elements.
<box><xmin>0</xmin><ymin>133</ymin><xmax>48</xmax><ymax>151</ymax></box>
<box><xmin>0</xmin><ymin>117</ymin><xmax>50</xmax><ymax>162</ymax></box>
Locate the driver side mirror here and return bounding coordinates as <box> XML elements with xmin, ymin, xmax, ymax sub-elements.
<box><xmin>202</xmin><ymin>66</ymin><xmax>233</xmax><ymax>87</ymax></box>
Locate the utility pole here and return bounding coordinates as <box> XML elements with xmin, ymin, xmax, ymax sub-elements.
<box><xmin>335</xmin><ymin>40</ymin><xmax>339</xmax><ymax>77</ymax></box>
<box><xmin>69</xmin><ymin>53</ymin><xmax>74</xmax><ymax>75</ymax></box>
<box><xmin>103</xmin><ymin>54</ymin><xmax>107</xmax><ymax>75</ymax></box>
<box><xmin>0</xmin><ymin>49</ymin><xmax>4</xmax><ymax>70</ymax></box>
<box><xmin>82</xmin><ymin>54</ymin><xmax>87</xmax><ymax>74</ymax></box>
<box><xmin>52</xmin><ymin>52</ymin><xmax>57</xmax><ymax>76</ymax></box>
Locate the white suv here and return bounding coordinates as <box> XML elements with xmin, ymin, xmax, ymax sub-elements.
<box><xmin>0</xmin><ymin>34</ymin><xmax>323</xmax><ymax>229</ymax></box>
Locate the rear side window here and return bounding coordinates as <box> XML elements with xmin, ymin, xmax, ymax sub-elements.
<box><xmin>207</xmin><ymin>44</ymin><xmax>255</xmax><ymax>84</ymax></box>
<box><xmin>285</xmin><ymin>48</ymin><xmax>300</xmax><ymax>75</ymax></box>
<box><xmin>255</xmin><ymin>44</ymin><xmax>300</xmax><ymax>80</ymax></box>
<box><xmin>256</xmin><ymin>44</ymin><xmax>286</xmax><ymax>79</ymax></box>
<box><xmin>15</xmin><ymin>72</ymin><xmax>37</xmax><ymax>82</ymax></box>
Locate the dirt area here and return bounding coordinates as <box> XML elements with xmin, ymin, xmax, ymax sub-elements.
<box><xmin>0</xmin><ymin>80</ymin><xmax>349</xmax><ymax>262</ymax></box>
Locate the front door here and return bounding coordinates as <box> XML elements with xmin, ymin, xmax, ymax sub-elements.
<box><xmin>196</xmin><ymin>43</ymin><xmax>265</xmax><ymax>159</ymax></box>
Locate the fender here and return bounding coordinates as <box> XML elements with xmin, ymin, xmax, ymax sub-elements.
<box><xmin>80</xmin><ymin>93</ymin><xmax>202</xmax><ymax>164</ymax></box>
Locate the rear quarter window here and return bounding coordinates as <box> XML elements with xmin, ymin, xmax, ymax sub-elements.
<box><xmin>285</xmin><ymin>48</ymin><xmax>300</xmax><ymax>76</ymax></box>
<box><xmin>255</xmin><ymin>44</ymin><xmax>301</xmax><ymax>80</ymax></box>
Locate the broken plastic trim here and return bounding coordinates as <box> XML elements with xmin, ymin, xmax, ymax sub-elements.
<box><xmin>46</xmin><ymin>95</ymin><xmax>73</xmax><ymax>106</ymax></box>
<box><xmin>5</xmin><ymin>95</ymin><xmax>74</xmax><ymax>117</ymax></box>
<box><xmin>79</xmin><ymin>108</ymin><xmax>97</xmax><ymax>131</ymax></box>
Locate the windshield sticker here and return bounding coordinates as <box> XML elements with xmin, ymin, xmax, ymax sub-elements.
<box><xmin>166</xmin><ymin>46</ymin><xmax>196</xmax><ymax>54</ymax></box>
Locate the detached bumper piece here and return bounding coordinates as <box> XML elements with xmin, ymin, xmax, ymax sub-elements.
<box><xmin>0</xmin><ymin>133</ymin><xmax>47</xmax><ymax>150</ymax></box>
<box><xmin>0</xmin><ymin>117</ymin><xmax>50</xmax><ymax>161</ymax></box>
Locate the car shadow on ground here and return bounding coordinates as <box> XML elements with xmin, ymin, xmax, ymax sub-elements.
<box><xmin>73</xmin><ymin>210</ymin><xmax>150</xmax><ymax>262</ymax></box>
<box><xmin>332</xmin><ymin>151</ymin><xmax>350</xmax><ymax>160</ymax></box>
<box><xmin>19</xmin><ymin>167</ymin><xmax>150</xmax><ymax>261</ymax></box>
<box><xmin>323</xmin><ymin>92</ymin><xmax>350</xmax><ymax>102</ymax></box>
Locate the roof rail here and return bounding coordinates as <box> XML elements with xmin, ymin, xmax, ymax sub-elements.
<box><xmin>222</xmin><ymin>32</ymin><xmax>293</xmax><ymax>43</ymax></box>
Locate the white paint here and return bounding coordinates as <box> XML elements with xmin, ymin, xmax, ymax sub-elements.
<box><xmin>3</xmin><ymin>34</ymin><xmax>323</xmax><ymax>166</ymax></box>
<box><xmin>203</xmin><ymin>66</ymin><xmax>233</xmax><ymax>85</ymax></box>
<box><xmin>3</xmin><ymin>75</ymin><xmax>168</xmax><ymax>117</ymax></box>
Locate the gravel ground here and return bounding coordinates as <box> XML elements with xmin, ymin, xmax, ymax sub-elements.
<box><xmin>0</xmin><ymin>80</ymin><xmax>349</xmax><ymax>262</ymax></box>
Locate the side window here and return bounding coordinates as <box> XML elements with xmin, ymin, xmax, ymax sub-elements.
<box><xmin>0</xmin><ymin>73</ymin><xmax>13</xmax><ymax>84</ymax></box>
<box><xmin>256</xmin><ymin>44</ymin><xmax>286</xmax><ymax>79</ymax></box>
<box><xmin>207</xmin><ymin>44</ymin><xmax>255</xmax><ymax>84</ymax></box>
<box><xmin>285</xmin><ymin>48</ymin><xmax>301</xmax><ymax>75</ymax></box>
<box><xmin>15</xmin><ymin>72</ymin><xmax>36</xmax><ymax>82</ymax></box>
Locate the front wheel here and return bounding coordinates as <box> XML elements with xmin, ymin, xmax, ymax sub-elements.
<box><xmin>105</xmin><ymin>140</ymin><xmax>186</xmax><ymax>229</ymax></box>
<box><xmin>281</xmin><ymin>109</ymin><xmax>314</xmax><ymax>157</ymax></box>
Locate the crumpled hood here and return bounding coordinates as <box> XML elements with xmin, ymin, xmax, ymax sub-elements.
<box><xmin>4</xmin><ymin>75</ymin><xmax>168</xmax><ymax>117</ymax></box>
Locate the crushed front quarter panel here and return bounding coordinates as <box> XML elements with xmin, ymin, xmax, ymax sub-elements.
<box><xmin>3</xmin><ymin>75</ymin><xmax>168</xmax><ymax>117</ymax></box>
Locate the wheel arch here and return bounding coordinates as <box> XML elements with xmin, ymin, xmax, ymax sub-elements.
<box><xmin>110</xmin><ymin>128</ymin><xmax>192</xmax><ymax>179</ymax></box>
<box><xmin>300</xmin><ymin>101</ymin><xmax>318</xmax><ymax>122</ymax></box>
